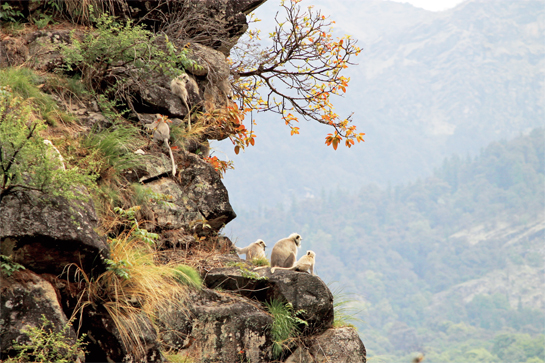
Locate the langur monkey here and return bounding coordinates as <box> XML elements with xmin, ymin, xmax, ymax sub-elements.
<box><xmin>270</xmin><ymin>233</ymin><xmax>302</xmax><ymax>268</ymax></box>
<box><xmin>145</xmin><ymin>114</ymin><xmax>176</xmax><ymax>176</ymax></box>
<box><xmin>235</xmin><ymin>239</ymin><xmax>267</xmax><ymax>260</ymax></box>
<box><xmin>43</xmin><ymin>140</ymin><xmax>65</xmax><ymax>170</ymax></box>
<box><xmin>254</xmin><ymin>233</ymin><xmax>302</xmax><ymax>271</ymax></box>
<box><xmin>271</xmin><ymin>250</ymin><xmax>315</xmax><ymax>275</ymax></box>
<box><xmin>170</xmin><ymin>73</ymin><xmax>195</xmax><ymax>130</ymax></box>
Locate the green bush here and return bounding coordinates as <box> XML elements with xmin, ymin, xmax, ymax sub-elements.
<box><xmin>0</xmin><ymin>87</ymin><xmax>96</xmax><ymax>203</ymax></box>
<box><xmin>61</xmin><ymin>10</ymin><xmax>197</xmax><ymax>102</ymax></box>
<box><xmin>265</xmin><ymin>300</ymin><xmax>308</xmax><ymax>359</ymax></box>
<box><xmin>6</xmin><ymin>315</ymin><xmax>87</xmax><ymax>363</ymax></box>
<box><xmin>0</xmin><ymin>68</ymin><xmax>74</xmax><ymax>125</ymax></box>
<box><xmin>0</xmin><ymin>255</ymin><xmax>25</xmax><ymax>277</ymax></box>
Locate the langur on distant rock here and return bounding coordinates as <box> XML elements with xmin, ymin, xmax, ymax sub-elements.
<box><xmin>43</xmin><ymin>140</ymin><xmax>65</xmax><ymax>170</ymax></box>
<box><xmin>270</xmin><ymin>233</ymin><xmax>302</xmax><ymax>268</ymax></box>
<box><xmin>235</xmin><ymin>239</ymin><xmax>267</xmax><ymax>260</ymax></box>
<box><xmin>254</xmin><ymin>233</ymin><xmax>302</xmax><ymax>271</ymax></box>
<box><xmin>271</xmin><ymin>250</ymin><xmax>315</xmax><ymax>275</ymax></box>
<box><xmin>170</xmin><ymin>73</ymin><xmax>197</xmax><ymax>131</ymax></box>
<box><xmin>145</xmin><ymin>114</ymin><xmax>176</xmax><ymax>176</ymax></box>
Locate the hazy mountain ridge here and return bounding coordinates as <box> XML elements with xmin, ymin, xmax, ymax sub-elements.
<box><xmin>226</xmin><ymin>129</ymin><xmax>545</xmax><ymax>361</ymax></box>
<box><xmin>218</xmin><ymin>0</ymin><xmax>545</xmax><ymax>212</ymax></box>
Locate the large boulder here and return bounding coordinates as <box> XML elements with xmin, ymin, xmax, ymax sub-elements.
<box><xmin>159</xmin><ymin>288</ymin><xmax>273</xmax><ymax>363</ymax></box>
<box><xmin>285</xmin><ymin>327</ymin><xmax>367</xmax><ymax>363</ymax></box>
<box><xmin>39</xmin><ymin>274</ymin><xmax>163</xmax><ymax>363</ymax></box>
<box><xmin>185</xmin><ymin>43</ymin><xmax>232</xmax><ymax>108</ymax></box>
<box><xmin>0</xmin><ymin>270</ymin><xmax>78</xmax><ymax>360</ymax></box>
<box><xmin>137</xmin><ymin>151</ymin><xmax>236</xmax><ymax>235</ymax></box>
<box><xmin>203</xmin><ymin>266</ymin><xmax>334</xmax><ymax>334</ymax></box>
<box><xmin>79</xmin><ymin>304</ymin><xmax>163</xmax><ymax>363</ymax></box>
<box><xmin>0</xmin><ymin>190</ymin><xmax>108</xmax><ymax>276</ymax></box>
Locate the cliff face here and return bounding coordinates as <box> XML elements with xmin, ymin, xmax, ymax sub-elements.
<box><xmin>0</xmin><ymin>1</ymin><xmax>365</xmax><ymax>362</ymax></box>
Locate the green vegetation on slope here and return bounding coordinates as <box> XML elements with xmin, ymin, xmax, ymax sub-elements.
<box><xmin>230</xmin><ymin>129</ymin><xmax>545</xmax><ymax>362</ymax></box>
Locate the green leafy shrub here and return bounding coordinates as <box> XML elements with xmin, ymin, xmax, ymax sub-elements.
<box><xmin>61</xmin><ymin>10</ymin><xmax>196</xmax><ymax>103</ymax></box>
<box><xmin>265</xmin><ymin>300</ymin><xmax>308</xmax><ymax>359</ymax></box>
<box><xmin>0</xmin><ymin>255</ymin><xmax>25</xmax><ymax>277</ymax></box>
<box><xmin>6</xmin><ymin>315</ymin><xmax>87</xmax><ymax>363</ymax></box>
<box><xmin>0</xmin><ymin>3</ymin><xmax>23</xmax><ymax>23</ymax></box>
<box><xmin>0</xmin><ymin>68</ymin><xmax>74</xmax><ymax>125</ymax></box>
<box><xmin>0</xmin><ymin>87</ymin><xmax>96</xmax><ymax>204</ymax></box>
<box><xmin>251</xmin><ymin>256</ymin><xmax>270</xmax><ymax>267</ymax></box>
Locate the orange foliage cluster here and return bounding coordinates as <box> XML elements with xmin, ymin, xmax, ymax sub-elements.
<box><xmin>203</xmin><ymin>156</ymin><xmax>234</xmax><ymax>177</ymax></box>
<box><xmin>230</xmin><ymin>0</ymin><xmax>365</xmax><ymax>150</ymax></box>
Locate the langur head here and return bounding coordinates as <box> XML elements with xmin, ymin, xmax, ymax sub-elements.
<box><xmin>289</xmin><ymin>233</ymin><xmax>302</xmax><ymax>247</ymax></box>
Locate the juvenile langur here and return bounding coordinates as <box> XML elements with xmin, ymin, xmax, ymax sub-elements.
<box><xmin>235</xmin><ymin>239</ymin><xmax>267</xmax><ymax>260</ymax></box>
<box><xmin>270</xmin><ymin>233</ymin><xmax>302</xmax><ymax>268</ymax></box>
<box><xmin>170</xmin><ymin>73</ymin><xmax>195</xmax><ymax>130</ymax></box>
<box><xmin>145</xmin><ymin>114</ymin><xmax>176</xmax><ymax>176</ymax></box>
<box><xmin>43</xmin><ymin>140</ymin><xmax>65</xmax><ymax>170</ymax></box>
<box><xmin>271</xmin><ymin>250</ymin><xmax>315</xmax><ymax>275</ymax></box>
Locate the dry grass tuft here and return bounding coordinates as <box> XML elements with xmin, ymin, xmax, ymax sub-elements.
<box><xmin>70</xmin><ymin>232</ymin><xmax>201</xmax><ymax>359</ymax></box>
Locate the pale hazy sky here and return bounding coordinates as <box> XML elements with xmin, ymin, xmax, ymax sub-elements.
<box><xmin>388</xmin><ymin>0</ymin><xmax>467</xmax><ymax>11</ymax></box>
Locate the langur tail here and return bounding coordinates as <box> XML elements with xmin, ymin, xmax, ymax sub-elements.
<box><xmin>166</xmin><ymin>140</ymin><xmax>176</xmax><ymax>177</ymax></box>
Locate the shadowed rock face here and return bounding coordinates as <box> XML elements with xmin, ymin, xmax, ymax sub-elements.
<box><xmin>203</xmin><ymin>266</ymin><xmax>334</xmax><ymax>334</ymax></box>
<box><xmin>285</xmin><ymin>327</ymin><xmax>367</xmax><ymax>363</ymax></box>
<box><xmin>0</xmin><ymin>270</ymin><xmax>77</xmax><ymax>360</ymax></box>
<box><xmin>137</xmin><ymin>151</ymin><xmax>237</xmax><ymax>235</ymax></box>
<box><xmin>0</xmin><ymin>191</ymin><xmax>108</xmax><ymax>276</ymax></box>
<box><xmin>159</xmin><ymin>288</ymin><xmax>273</xmax><ymax>363</ymax></box>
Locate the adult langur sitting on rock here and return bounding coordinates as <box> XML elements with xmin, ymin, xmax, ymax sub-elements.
<box><xmin>145</xmin><ymin>114</ymin><xmax>176</xmax><ymax>177</ymax></box>
<box><xmin>235</xmin><ymin>239</ymin><xmax>267</xmax><ymax>260</ymax></box>
<box><xmin>270</xmin><ymin>233</ymin><xmax>302</xmax><ymax>268</ymax></box>
<box><xmin>254</xmin><ymin>233</ymin><xmax>302</xmax><ymax>271</ymax></box>
<box><xmin>271</xmin><ymin>250</ymin><xmax>315</xmax><ymax>275</ymax></box>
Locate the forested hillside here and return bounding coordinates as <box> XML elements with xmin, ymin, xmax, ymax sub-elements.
<box><xmin>229</xmin><ymin>129</ymin><xmax>545</xmax><ymax>362</ymax></box>
<box><xmin>217</xmin><ymin>0</ymin><xmax>545</xmax><ymax>211</ymax></box>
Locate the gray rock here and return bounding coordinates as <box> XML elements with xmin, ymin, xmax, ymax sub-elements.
<box><xmin>0</xmin><ymin>191</ymin><xmax>108</xmax><ymax>276</ymax></box>
<box><xmin>135</xmin><ymin>151</ymin><xmax>236</xmax><ymax>235</ymax></box>
<box><xmin>79</xmin><ymin>304</ymin><xmax>164</xmax><ymax>363</ymax></box>
<box><xmin>176</xmin><ymin>152</ymin><xmax>237</xmax><ymax>233</ymax></box>
<box><xmin>186</xmin><ymin>43</ymin><xmax>232</xmax><ymax>107</ymax></box>
<box><xmin>204</xmin><ymin>266</ymin><xmax>334</xmax><ymax>334</ymax></box>
<box><xmin>285</xmin><ymin>327</ymin><xmax>367</xmax><ymax>363</ymax></box>
<box><xmin>0</xmin><ymin>270</ymin><xmax>78</xmax><ymax>360</ymax></box>
<box><xmin>159</xmin><ymin>288</ymin><xmax>273</xmax><ymax>363</ymax></box>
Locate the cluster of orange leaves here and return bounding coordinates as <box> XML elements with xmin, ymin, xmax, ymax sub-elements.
<box><xmin>203</xmin><ymin>156</ymin><xmax>234</xmax><ymax>177</ymax></box>
<box><xmin>231</xmin><ymin>0</ymin><xmax>365</xmax><ymax>150</ymax></box>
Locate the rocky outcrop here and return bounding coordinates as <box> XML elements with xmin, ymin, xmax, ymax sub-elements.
<box><xmin>0</xmin><ymin>270</ymin><xmax>77</xmax><ymax>360</ymax></box>
<box><xmin>135</xmin><ymin>151</ymin><xmax>236</xmax><ymax>235</ymax></box>
<box><xmin>204</xmin><ymin>266</ymin><xmax>334</xmax><ymax>334</ymax></box>
<box><xmin>285</xmin><ymin>327</ymin><xmax>367</xmax><ymax>363</ymax></box>
<box><xmin>0</xmin><ymin>190</ymin><xmax>108</xmax><ymax>276</ymax></box>
<box><xmin>160</xmin><ymin>288</ymin><xmax>273</xmax><ymax>362</ymax></box>
<box><xmin>0</xmin><ymin>1</ymin><xmax>369</xmax><ymax>362</ymax></box>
